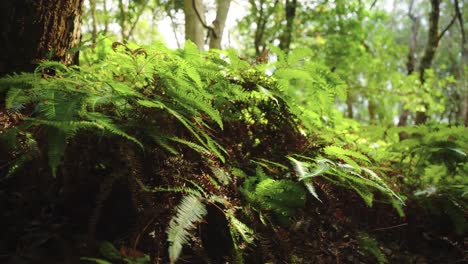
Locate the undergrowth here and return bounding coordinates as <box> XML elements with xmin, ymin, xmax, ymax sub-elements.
<box><xmin>0</xmin><ymin>40</ymin><xmax>466</xmax><ymax>263</ymax></box>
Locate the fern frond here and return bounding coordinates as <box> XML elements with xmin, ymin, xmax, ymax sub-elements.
<box><xmin>357</xmin><ymin>233</ymin><xmax>388</xmax><ymax>264</ymax></box>
<box><xmin>254</xmin><ymin>178</ymin><xmax>306</xmax><ymax>218</ymax></box>
<box><xmin>210</xmin><ymin>166</ymin><xmax>231</xmax><ymax>185</ymax></box>
<box><xmin>324</xmin><ymin>146</ymin><xmax>370</xmax><ymax>163</ymax></box>
<box><xmin>169</xmin><ymin>137</ymin><xmax>211</xmax><ymax>155</ymax></box>
<box><xmin>324</xmin><ymin>146</ymin><xmax>370</xmax><ymax>171</ymax></box>
<box><xmin>167</xmin><ymin>194</ymin><xmax>207</xmax><ymax>264</ymax></box>
<box><xmin>84</xmin><ymin>112</ymin><xmax>143</xmax><ymax>149</ymax></box>
<box><xmin>47</xmin><ymin>128</ymin><xmax>72</xmax><ymax>178</ymax></box>
<box><xmin>227</xmin><ymin>213</ymin><xmax>255</xmax><ymax>245</ymax></box>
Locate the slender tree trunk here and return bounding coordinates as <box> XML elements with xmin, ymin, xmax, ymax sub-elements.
<box><xmin>103</xmin><ymin>0</ymin><xmax>109</xmax><ymax>35</ymax></box>
<box><xmin>126</xmin><ymin>0</ymin><xmax>150</xmax><ymax>41</ymax></box>
<box><xmin>415</xmin><ymin>0</ymin><xmax>441</xmax><ymax>124</ymax></box>
<box><xmin>279</xmin><ymin>0</ymin><xmax>298</xmax><ymax>52</ymax></box>
<box><xmin>89</xmin><ymin>0</ymin><xmax>98</xmax><ymax>47</ymax></box>
<box><xmin>368</xmin><ymin>99</ymin><xmax>377</xmax><ymax>124</ymax></box>
<box><xmin>167</xmin><ymin>9</ymin><xmax>182</xmax><ymax>49</ymax></box>
<box><xmin>252</xmin><ymin>0</ymin><xmax>280</xmax><ymax>55</ymax></box>
<box><xmin>118</xmin><ymin>0</ymin><xmax>127</xmax><ymax>41</ymax></box>
<box><xmin>398</xmin><ymin>0</ymin><xmax>419</xmax><ymax>126</ymax></box>
<box><xmin>346</xmin><ymin>92</ymin><xmax>354</xmax><ymax>119</ymax></box>
<box><xmin>209</xmin><ymin>0</ymin><xmax>232</xmax><ymax>49</ymax></box>
<box><xmin>454</xmin><ymin>0</ymin><xmax>468</xmax><ymax>126</ymax></box>
<box><xmin>253</xmin><ymin>0</ymin><xmax>266</xmax><ymax>55</ymax></box>
<box><xmin>406</xmin><ymin>4</ymin><xmax>419</xmax><ymax>75</ymax></box>
<box><xmin>184</xmin><ymin>0</ymin><xmax>206</xmax><ymax>50</ymax></box>
<box><xmin>418</xmin><ymin>0</ymin><xmax>441</xmax><ymax>83</ymax></box>
<box><xmin>0</xmin><ymin>0</ymin><xmax>83</xmax><ymax>76</ymax></box>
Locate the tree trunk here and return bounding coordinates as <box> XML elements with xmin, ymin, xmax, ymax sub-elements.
<box><xmin>415</xmin><ymin>0</ymin><xmax>441</xmax><ymax>124</ymax></box>
<box><xmin>0</xmin><ymin>0</ymin><xmax>83</xmax><ymax>76</ymax></box>
<box><xmin>418</xmin><ymin>0</ymin><xmax>441</xmax><ymax>83</ymax></box>
<box><xmin>398</xmin><ymin>0</ymin><xmax>419</xmax><ymax>127</ymax></box>
<box><xmin>103</xmin><ymin>0</ymin><xmax>109</xmax><ymax>35</ymax></box>
<box><xmin>118</xmin><ymin>0</ymin><xmax>127</xmax><ymax>41</ymax></box>
<box><xmin>209</xmin><ymin>0</ymin><xmax>232</xmax><ymax>49</ymax></box>
<box><xmin>346</xmin><ymin>92</ymin><xmax>354</xmax><ymax>119</ymax></box>
<box><xmin>184</xmin><ymin>0</ymin><xmax>206</xmax><ymax>50</ymax></box>
<box><xmin>89</xmin><ymin>0</ymin><xmax>98</xmax><ymax>47</ymax></box>
<box><xmin>368</xmin><ymin>99</ymin><xmax>377</xmax><ymax>124</ymax></box>
<box><xmin>252</xmin><ymin>0</ymin><xmax>280</xmax><ymax>56</ymax></box>
<box><xmin>454</xmin><ymin>0</ymin><xmax>468</xmax><ymax>126</ymax></box>
<box><xmin>279</xmin><ymin>0</ymin><xmax>298</xmax><ymax>52</ymax></box>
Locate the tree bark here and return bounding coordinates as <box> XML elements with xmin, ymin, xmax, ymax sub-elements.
<box><xmin>184</xmin><ymin>0</ymin><xmax>206</xmax><ymax>50</ymax></box>
<box><xmin>0</xmin><ymin>0</ymin><xmax>83</xmax><ymax>76</ymax></box>
<box><xmin>279</xmin><ymin>0</ymin><xmax>298</xmax><ymax>52</ymax></box>
<box><xmin>209</xmin><ymin>0</ymin><xmax>232</xmax><ymax>49</ymax></box>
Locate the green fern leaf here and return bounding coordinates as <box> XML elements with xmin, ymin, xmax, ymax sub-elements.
<box><xmin>167</xmin><ymin>194</ymin><xmax>207</xmax><ymax>264</ymax></box>
<box><xmin>47</xmin><ymin>128</ymin><xmax>71</xmax><ymax>178</ymax></box>
<box><xmin>289</xmin><ymin>157</ymin><xmax>323</xmax><ymax>202</ymax></box>
<box><xmin>227</xmin><ymin>213</ymin><xmax>255</xmax><ymax>244</ymax></box>
<box><xmin>324</xmin><ymin>146</ymin><xmax>370</xmax><ymax>163</ymax></box>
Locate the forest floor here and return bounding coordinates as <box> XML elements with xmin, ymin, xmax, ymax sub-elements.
<box><xmin>0</xmin><ymin>150</ymin><xmax>466</xmax><ymax>264</ymax></box>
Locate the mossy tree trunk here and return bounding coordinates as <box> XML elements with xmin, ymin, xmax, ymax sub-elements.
<box><xmin>279</xmin><ymin>0</ymin><xmax>297</xmax><ymax>53</ymax></box>
<box><xmin>0</xmin><ymin>0</ymin><xmax>83</xmax><ymax>76</ymax></box>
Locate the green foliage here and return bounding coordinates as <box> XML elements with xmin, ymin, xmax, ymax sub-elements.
<box><xmin>388</xmin><ymin>124</ymin><xmax>468</xmax><ymax>234</ymax></box>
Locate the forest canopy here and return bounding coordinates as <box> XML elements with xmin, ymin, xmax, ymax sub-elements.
<box><xmin>0</xmin><ymin>0</ymin><xmax>466</xmax><ymax>264</ymax></box>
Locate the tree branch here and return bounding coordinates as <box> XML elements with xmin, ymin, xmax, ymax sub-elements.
<box><xmin>192</xmin><ymin>0</ymin><xmax>217</xmax><ymax>38</ymax></box>
<box><xmin>126</xmin><ymin>0</ymin><xmax>150</xmax><ymax>40</ymax></box>
<box><xmin>437</xmin><ymin>14</ymin><xmax>457</xmax><ymax>42</ymax></box>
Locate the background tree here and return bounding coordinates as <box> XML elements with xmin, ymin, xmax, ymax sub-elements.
<box><xmin>183</xmin><ymin>0</ymin><xmax>232</xmax><ymax>50</ymax></box>
<box><xmin>184</xmin><ymin>0</ymin><xmax>207</xmax><ymax>49</ymax></box>
<box><xmin>208</xmin><ymin>0</ymin><xmax>232</xmax><ymax>49</ymax></box>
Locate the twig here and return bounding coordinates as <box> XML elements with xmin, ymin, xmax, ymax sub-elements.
<box><xmin>371</xmin><ymin>223</ymin><xmax>408</xmax><ymax>231</ymax></box>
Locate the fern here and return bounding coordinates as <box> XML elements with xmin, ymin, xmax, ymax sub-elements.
<box><xmin>227</xmin><ymin>213</ymin><xmax>255</xmax><ymax>245</ymax></box>
<box><xmin>241</xmin><ymin>169</ymin><xmax>306</xmax><ymax>224</ymax></box>
<box><xmin>357</xmin><ymin>232</ymin><xmax>387</xmax><ymax>264</ymax></box>
<box><xmin>290</xmin><ymin>154</ymin><xmax>404</xmax><ymax>213</ymax></box>
<box><xmin>289</xmin><ymin>157</ymin><xmax>327</xmax><ymax>202</ymax></box>
<box><xmin>167</xmin><ymin>194</ymin><xmax>207</xmax><ymax>264</ymax></box>
<box><xmin>324</xmin><ymin>145</ymin><xmax>370</xmax><ymax>171</ymax></box>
